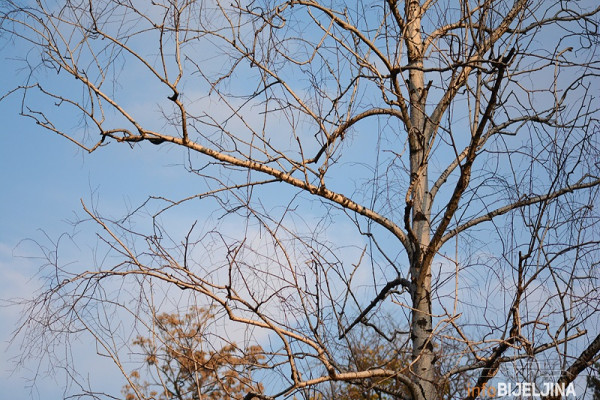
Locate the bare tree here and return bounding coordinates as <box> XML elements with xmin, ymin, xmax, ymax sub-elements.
<box><xmin>2</xmin><ymin>0</ymin><xmax>600</xmax><ymax>399</ymax></box>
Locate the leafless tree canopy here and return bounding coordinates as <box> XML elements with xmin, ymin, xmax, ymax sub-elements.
<box><xmin>2</xmin><ymin>0</ymin><xmax>600</xmax><ymax>399</ymax></box>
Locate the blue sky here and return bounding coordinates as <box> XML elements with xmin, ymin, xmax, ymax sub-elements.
<box><xmin>1</xmin><ymin>2</ymin><xmax>599</xmax><ymax>399</ymax></box>
<box><xmin>0</xmin><ymin>62</ymin><xmax>201</xmax><ymax>397</ymax></box>
<box><xmin>1</xmin><ymin>82</ymin><xmax>119</xmax><ymax>398</ymax></box>
<box><xmin>0</xmin><ymin>43</ymin><xmax>331</xmax><ymax>400</ymax></box>
<box><xmin>0</xmin><ymin>41</ymin><xmax>365</xmax><ymax>399</ymax></box>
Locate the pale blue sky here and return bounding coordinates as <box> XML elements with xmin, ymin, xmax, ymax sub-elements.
<box><xmin>2</xmin><ymin>2</ymin><xmax>599</xmax><ymax>399</ymax></box>
<box><xmin>0</xmin><ymin>63</ymin><xmax>199</xmax><ymax>398</ymax></box>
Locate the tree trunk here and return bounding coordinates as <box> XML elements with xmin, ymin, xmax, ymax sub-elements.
<box><xmin>405</xmin><ymin>1</ymin><xmax>435</xmax><ymax>399</ymax></box>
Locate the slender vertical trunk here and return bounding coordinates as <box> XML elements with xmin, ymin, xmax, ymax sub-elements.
<box><xmin>405</xmin><ymin>1</ymin><xmax>435</xmax><ymax>399</ymax></box>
